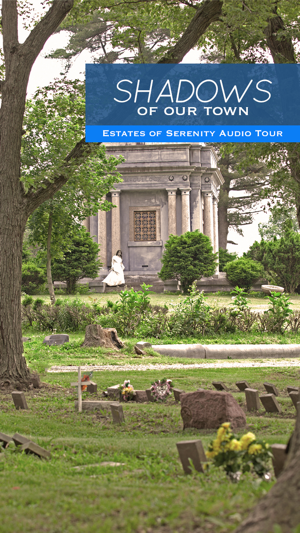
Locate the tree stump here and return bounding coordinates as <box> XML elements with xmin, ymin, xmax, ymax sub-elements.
<box><xmin>81</xmin><ymin>325</ymin><xmax>124</xmax><ymax>349</ymax></box>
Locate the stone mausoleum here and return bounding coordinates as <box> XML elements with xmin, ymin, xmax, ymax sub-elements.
<box><xmin>83</xmin><ymin>143</ymin><xmax>224</xmax><ymax>291</ymax></box>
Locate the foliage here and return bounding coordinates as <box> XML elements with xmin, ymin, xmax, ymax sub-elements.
<box><xmin>150</xmin><ymin>379</ymin><xmax>173</xmax><ymax>402</ymax></box>
<box><xmin>224</xmin><ymin>258</ymin><xmax>264</xmax><ymax>291</ymax></box>
<box><xmin>159</xmin><ymin>231</ymin><xmax>217</xmax><ymax>294</ymax></box>
<box><xmin>219</xmin><ymin>248</ymin><xmax>238</xmax><ymax>272</ymax></box>
<box><xmin>206</xmin><ymin>423</ymin><xmax>272</xmax><ymax>479</ymax></box>
<box><xmin>258</xmin><ymin>205</ymin><xmax>299</xmax><ymax>240</ymax></box>
<box><xmin>230</xmin><ymin>287</ymin><xmax>249</xmax><ymax>313</ymax></box>
<box><xmin>22</xmin><ymin>260</ymin><xmax>46</xmax><ymax>295</ymax></box>
<box><xmin>167</xmin><ymin>282</ymin><xmax>212</xmax><ymax>337</ymax></box>
<box><xmin>264</xmin><ymin>292</ymin><xmax>293</xmax><ymax>334</ymax></box>
<box><xmin>119</xmin><ymin>380</ymin><xmax>135</xmax><ymax>401</ymax></box>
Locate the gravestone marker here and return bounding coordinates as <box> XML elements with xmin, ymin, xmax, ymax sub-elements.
<box><xmin>181</xmin><ymin>390</ymin><xmax>246</xmax><ymax>430</ymax></box>
<box><xmin>86</xmin><ymin>381</ymin><xmax>97</xmax><ymax>394</ymax></box>
<box><xmin>289</xmin><ymin>391</ymin><xmax>299</xmax><ymax>410</ymax></box>
<box><xmin>173</xmin><ymin>388</ymin><xmax>185</xmax><ymax>402</ymax></box>
<box><xmin>12</xmin><ymin>433</ymin><xmax>30</xmax><ymax>446</ymax></box>
<box><xmin>0</xmin><ymin>432</ymin><xmax>12</xmax><ymax>448</ymax></box>
<box><xmin>245</xmin><ymin>388</ymin><xmax>260</xmax><ymax>412</ymax></box>
<box><xmin>110</xmin><ymin>403</ymin><xmax>125</xmax><ymax>424</ymax></box>
<box><xmin>43</xmin><ymin>334</ymin><xmax>69</xmax><ymax>346</ymax></box>
<box><xmin>236</xmin><ymin>381</ymin><xmax>250</xmax><ymax>392</ymax></box>
<box><xmin>271</xmin><ymin>444</ymin><xmax>287</xmax><ymax>478</ymax></box>
<box><xmin>263</xmin><ymin>382</ymin><xmax>279</xmax><ymax>396</ymax></box>
<box><xmin>12</xmin><ymin>391</ymin><xmax>28</xmax><ymax>410</ymax></box>
<box><xmin>287</xmin><ymin>386</ymin><xmax>299</xmax><ymax>394</ymax></box>
<box><xmin>176</xmin><ymin>440</ymin><xmax>207</xmax><ymax>474</ymax></box>
<box><xmin>146</xmin><ymin>389</ymin><xmax>155</xmax><ymax>402</ymax></box>
<box><xmin>260</xmin><ymin>394</ymin><xmax>282</xmax><ymax>413</ymax></box>
<box><xmin>134</xmin><ymin>390</ymin><xmax>148</xmax><ymax>403</ymax></box>
<box><xmin>20</xmin><ymin>441</ymin><xmax>51</xmax><ymax>459</ymax></box>
<box><xmin>212</xmin><ymin>381</ymin><xmax>228</xmax><ymax>391</ymax></box>
<box><xmin>107</xmin><ymin>385</ymin><xmax>121</xmax><ymax>401</ymax></box>
<box><xmin>136</xmin><ymin>341</ymin><xmax>152</xmax><ymax>350</ymax></box>
<box><xmin>71</xmin><ymin>367</ymin><xmax>92</xmax><ymax>413</ymax></box>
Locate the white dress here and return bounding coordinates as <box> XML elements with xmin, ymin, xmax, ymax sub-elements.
<box><xmin>103</xmin><ymin>255</ymin><xmax>125</xmax><ymax>286</ymax></box>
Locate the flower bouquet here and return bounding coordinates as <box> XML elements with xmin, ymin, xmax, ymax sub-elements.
<box><xmin>150</xmin><ymin>378</ymin><xmax>173</xmax><ymax>402</ymax></box>
<box><xmin>119</xmin><ymin>380</ymin><xmax>135</xmax><ymax>401</ymax></box>
<box><xmin>206</xmin><ymin>422</ymin><xmax>272</xmax><ymax>479</ymax></box>
<box><xmin>81</xmin><ymin>371</ymin><xmax>93</xmax><ymax>391</ymax></box>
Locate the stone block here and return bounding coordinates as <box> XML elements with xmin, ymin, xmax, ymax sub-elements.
<box><xmin>134</xmin><ymin>390</ymin><xmax>148</xmax><ymax>403</ymax></box>
<box><xmin>22</xmin><ymin>337</ymin><xmax>31</xmax><ymax>342</ymax></box>
<box><xmin>287</xmin><ymin>386</ymin><xmax>299</xmax><ymax>394</ymax></box>
<box><xmin>135</xmin><ymin>341</ymin><xmax>152</xmax><ymax>349</ymax></box>
<box><xmin>173</xmin><ymin>388</ymin><xmax>185</xmax><ymax>402</ymax></box>
<box><xmin>245</xmin><ymin>388</ymin><xmax>260</xmax><ymax>412</ymax></box>
<box><xmin>152</xmin><ymin>344</ymin><xmax>206</xmax><ymax>358</ymax></box>
<box><xmin>260</xmin><ymin>394</ymin><xmax>282</xmax><ymax>413</ymax></box>
<box><xmin>75</xmin><ymin>400</ymin><xmax>117</xmax><ymax>411</ymax></box>
<box><xmin>86</xmin><ymin>381</ymin><xmax>97</xmax><ymax>394</ymax></box>
<box><xmin>236</xmin><ymin>381</ymin><xmax>250</xmax><ymax>392</ymax></box>
<box><xmin>12</xmin><ymin>433</ymin><xmax>30</xmax><ymax>446</ymax></box>
<box><xmin>110</xmin><ymin>403</ymin><xmax>125</xmax><ymax>424</ymax></box>
<box><xmin>42</xmin><ymin>334</ymin><xmax>69</xmax><ymax>346</ymax></box>
<box><xmin>180</xmin><ymin>390</ymin><xmax>246</xmax><ymax>430</ymax></box>
<box><xmin>134</xmin><ymin>345</ymin><xmax>145</xmax><ymax>355</ymax></box>
<box><xmin>107</xmin><ymin>385</ymin><xmax>121</xmax><ymax>401</ymax></box>
<box><xmin>289</xmin><ymin>391</ymin><xmax>299</xmax><ymax>410</ymax></box>
<box><xmin>12</xmin><ymin>391</ymin><xmax>28</xmax><ymax>410</ymax></box>
<box><xmin>31</xmin><ymin>374</ymin><xmax>41</xmax><ymax>389</ymax></box>
<box><xmin>20</xmin><ymin>441</ymin><xmax>51</xmax><ymax>459</ymax></box>
<box><xmin>263</xmin><ymin>382</ymin><xmax>279</xmax><ymax>396</ymax></box>
<box><xmin>146</xmin><ymin>389</ymin><xmax>155</xmax><ymax>402</ymax></box>
<box><xmin>0</xmin><ymin>432</ymin><xmax>12</xmax><ymax>448</ymax></box>
<box><xmin>176</xmin><ymin>440</ymin><xmax>207</xmax><ymax>474</ymax></box>
<box><xmin>271</xmin><ymin>444</ymin><xmax>287</xmax><ymax>478</ymax></box>
<box><xmin>212</xmin><ymin>381</ymin><xmax>228</xmax><ymax>391</ymax></box>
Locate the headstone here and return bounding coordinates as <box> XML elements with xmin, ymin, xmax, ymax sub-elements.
<box><xmin>136</xmin><ymin>341</ymin><xmax>152</xmax><ymax>349</ymax></box>
<box><xmin>289</xmin><ymin>391</ymin><xmax>299</xmax><ymax>410</ymax></box>
<box><xmin>31</xmin><ymin>374</ymin><xmax>41</xmax><ymax>389</ymax></box>
<box><xmin>12</xmin><ymin>391</ymin><xmax>28</xmax><ymax>410</ymax></box>
<box><xmin>110</xmin><ymin>403</ymin><xmax>125</xmax><ymax>424</ymax></box>
<box><xmin>107</xmin><ymin>385</ymin><xmax>121</xmax><ymax>401</ymax></box>
<box><xmin>134</xmin><ymin>390</ymin><xmax>148</xmax><ymax>403</ymax></box>
<box><xmin>236</xmin><ymin>380</ymin><xmax>250</xmax><ymax>392</ymax></box>
<box><xmin>12</xmin><ymin>433</ymin><xmax>30</xmax><ymax>446</ymax></box>
<box><xmin>71</xmin><ymin>367</ymin><xmax>92</xmax><ymax>412</ymax></box>
<box><xmin>75</xmin><ymin>400</ymin><xmax>118</xmax><ymax>411</ymax></box>
<box><xmin>245</xmin><ymin>388</ymin><xmax>260</xmax><ymax>412</ymax></box>
<box><xmin>287</xmin><ymin>386</ymin><xmax>299</xmax><ymax>394</ymax></box>
<box><xmin>271</xmin><ymin>444</ymin><xmax>287</xmax><ymax>478</ymax></box>
<box><xmin>212</xmin><ymin>381</ymin><xmax>228</xmax><ymax>391</ymax></box>
<box><xmin>146</xmin><ymin>389</ymin><xmax>155</xmax><ymax>402</ymax></box>
<box><xmin>0</xmin><ymin>432</ymin><xmax>12</xmax><ymax>448</ymax></box>
<box><xmin>42</xmin><ymin>334</ymin><xmax>69</xmax><ymax>346</ymax></box>
<box><xmin>263</xmin><ymin>382</ymin><xmax>279</xmax><ymax>396</ymax></box>
<box><xmin>86</xmin><ymin>381</ymin><xmax>97</xmax><ymax>394</ymax></box>
<box><xmin>20</xmin><ymin>441</ymin><xmax>51</xmax><ymax>459</ymax></box>
<box><xmin>134</xmin><ymin>345</ymin><xmax>145</xmax><ymax>355</ymax></box>
<box><xmin>22</xmin><ymin>337</ymin><xmax>31</xmax><ymax>342</ymax></box>
<box><xmin>173</xmin><ymin>388</ymin><xmax>185</xmax><ymax>402</ymax></box>
<box><xmin>176</xmin><ymin>440</ymin><xmax>207</xmax><ymax>474</ymax></box>
<box><xmin>180</xmin><ymin>390</ymin><xmax>246</xmax><ymax>430</ymax></box>
<box><xmin>260</xmin><ymin>394</ymin><xmax>282</xmax><ymax>413</ymax></box>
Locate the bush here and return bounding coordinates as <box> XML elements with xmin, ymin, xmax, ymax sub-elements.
<box><xmin>158</xmin><ymin>230</ymin><xmax>217</xmax><ymax>294</ymax></box>
<box><xmin>22</xmin><ymin>260</ymin><xmax>46</xmax><ymax>294</ymax></box>
<box><xmin>224</xmin><ymin>258</ymin><xmax>264</xmax><ymax>291</ymax></box>
<box><xmin>218</xmin><ymin>248</ymin><xmax>238</xmax><ymax>272</ymax></box>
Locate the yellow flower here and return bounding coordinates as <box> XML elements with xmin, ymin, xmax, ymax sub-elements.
<box><xmin>248</xmin><ymin>444</ymin><xmax>262</xmax><ymax>455</ymax></box>
<box><xmin>206</xmin><ymin>450</ymin><xmax>216</xmax><ymax>459</ymax></box>
<box><xmin>240</xmin><ymin>432</ymin><xmax>256</xmax><ymax>450</ymax></box>
<box><xmin>228</xmin><ymin>439</ymin><xmax>241</xmax><ymax>452</ymax></box>
<box><xmin>222</xmin><ymin>422</ymin><xmax>231</xmax><ymax>429</ymax></box>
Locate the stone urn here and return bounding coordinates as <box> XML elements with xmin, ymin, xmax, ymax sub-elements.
<box><xmin>261</xmin><ymin>284</ymin><xmax>284</xmax><ymax>295</ymax></box>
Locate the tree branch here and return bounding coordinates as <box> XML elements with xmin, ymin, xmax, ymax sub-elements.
<box><xmin>2</xmin><ymin>0</ymin><xmax>19</xmax><ymax>73</ymax></box>
<box><xmin>21</xmin><ymin>0</ymin><xmax>74</xmax><ymax>73</ymax></box>
<box><xmin>158</xmin><ymin>0</ymin><xmax>222</xmax><ymax>63</ymax></box>
<box><xmin>264</xmin><ymin>12</ymin><xmax>296</xmax><ymax>63</ymax></box>
<box><xmin>25</xmin><ymin>138</ymin><xmax>99</xmax><ymax>216</ymax></box>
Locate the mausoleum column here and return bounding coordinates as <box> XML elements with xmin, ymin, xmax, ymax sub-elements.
<box><xmin>203</xmin><ymin>192</ymin><xmax>214</xmax><ymax>247</ymax></box>
<box><xmin>166</xmin><ymin>189</ymin><xmax>177</xmax><ymax>236</ymax></box>
<box><xmin>82</xmin><ymin>217</ymin><xmax>90</xmax><ymax>231</ymax></box>
<box><xmin>191</xmin><ymin>187</ymin><xmax>202</xmax><ymax>232</ymax></box>
<box><xmin>111</xmin><ymin>190</ymin><xmax>121</xmax><ymax>255</ymax></box>
<box><xmin>98</xmin><ymin>209</ymin><xmax>107</xmax><ymax>271</ymax></box>
<box><xmin>213</xmin><ymin>197</ymin><xmax>219</xmax><ymax>254</ymax></box>
<box><xmin>180</xmin><ymin>187</ymin><xmax>191</xmax><ymax>234</ymax></box>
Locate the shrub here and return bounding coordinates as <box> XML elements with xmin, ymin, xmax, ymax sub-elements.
<box><xmin>219</xmin><ymin>248</ymin><xmax>238</xmax><ymax>272</ymax></box>
<box><xmin>22</xmin><ymin>260</ymin><xmax>46</xmax><ymax>294</ymax></box>
<box><xmin>224</xmin><ymin>258</ymin><xmax>264</xmax><ymax>291</ymax></box>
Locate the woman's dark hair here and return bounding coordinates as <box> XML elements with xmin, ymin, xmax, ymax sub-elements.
<box><xmin>116</xmin><ymin>250</ymin><xmax>122</xmax><ymax>257</ymax></box>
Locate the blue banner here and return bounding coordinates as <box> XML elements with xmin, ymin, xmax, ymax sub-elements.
<box><xmin>86</xmin><ymin>64</ymin><xmax>300</xmax><ymax>142</ymax></box>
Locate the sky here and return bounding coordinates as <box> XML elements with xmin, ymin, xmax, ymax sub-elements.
<box><xmin>15</xmin><ymin>13</ymin><xmax>270</xmax><ymax>256</ymax></box>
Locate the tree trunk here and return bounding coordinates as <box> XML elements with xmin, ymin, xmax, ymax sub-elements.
<box><xmin>46</xmin><ymin>213</ymin><xmax>56</xmax><ymax>305</ymax></box>
<box><xmin>66</xmin><ymin>278</ymin><xmax>77</xmax><ymax>294</ymax></box>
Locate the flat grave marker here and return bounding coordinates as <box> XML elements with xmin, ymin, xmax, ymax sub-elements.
<box><xmin>271</xmin><ymin>444</ymin><xmax>287</xmax><ymax>478</ymax></box>
<box><xmin>74</xmin><ymin>400</ymin><xmax>118</xmax><ymax>412</ymax></box>
<box><xmin>86</xmin><ymin>381</ymin><xmax>97</xmax><ymax>394</ymax></box>
<box><xmin>110</xmin><ymin>403</ymin><xmax>125</xmax><ymax>424</ymax></box>
<box><xmin>0</xmin><ymin>432</ymin><xmax>12</xmax><ymax>448</ymax></box>
<box><xmin>20</xmin><ymin>441</ymin><xmax>51</xmax><ymax>459</ymax></box>
<box><xmin>212</xmin><ymin>381</ymin><xmax>228</xmax><ymax>391</ymax></box>
<box><xmin>260</xmin><ymin>394</ymin><xmax>282</xmax><ymax>413</ymax></box>
<box><xmin>43</xmin><ymin>334</ymin><xmax>69</xmax><ymax>346</ymax></box>
<box><xmin>146</xmin><ymin>389</ymin><xmax>155</xmax><ymax>402</ymax></box>
<box><xmin>236</xmin><ymin>381</ymin><xmax>250</xmax><ymax>392</ymax></box>
<box><xmin>245</xmin><ymin>388</ymin><xmax>260</xmax><ymax>411</ymax></box>
<box><xmin>263</xmin><ymin>382</ymin><xmax>279</xmax><ymax>396</ymax></box>
<box><xmin>176</xmin><ymin>440</ymin><xmax>207</xmax><ymax>474</ymax></box>
<box><xmin>134</xmin><ymin>390</ymin><xmax>148</xmax><ymax>403</ymax></box>
<box><xmin>289</xmin><ymin>391</ymin><xmax>299</xmax><ymax>410</ymax></box>
<box><xmin>107</xmin><ymin>385</ymin><xmax>121</xmax><ymax>401</ymax></box>
<box><xmin>173</xmin><ymin>388</ymin><xmax>185</xmax><ymax>402</ymax></box>
<box><xmin>12</xmin><ymin>391</ymin><xmax>28</xmax><ymax>410</ymax></box>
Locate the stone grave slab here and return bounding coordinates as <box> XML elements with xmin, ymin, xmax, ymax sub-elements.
<box><xmin>43</xmin><ymin>334</ymin><xmax>69</xmax><ymax>346</ymax></box>
<box><xmin>271</xmin><ymin>444</ymin><xmax>287</xmax><ymax>478</ymax></box>
<box><xmin>12</xmin><ymin>391</ymin><xmax>28</xmax><ymax>410</ymax></box>
<box><xmin>107</xmin><ymin>385</ymin><xmax>121</xmax><ymax>401</ymax></box>
<box><xmin>20</xmin><ymin>441</ymin><xmax>51</xmax><ymax>459</ymax></box>
<box><xmin>12</xmin><ymin>433</ymin><xmax>30</xmax><ymax>446</ymax></box>
<box><xmin>22</xmin><ymin>337</ymin><xmax>31</xmax><ymax>342</ymax></box>
<box><xmin>146</xmin><ymin>389</ymin><xmax>155</xmax><ymax>402</ymax></box>
<box><xmin>75</xmin><ymin>400</ymin><xmax>117</xmax><ymax>411</ymax></box>
<box><xmin>110</xmin><ymin>403</ymin><xmax>125</xmax><ymax>424</ymax></box>
<box><xmin>212</xmin><ymin>381</ymin><xmax>228</xmax><ymax>391</ymax></box>
<box><xmin>245</xmin><ymin>388</ymin><xmax>260</xmax><ymax>412</ymax></box>
<box><xmin>173</xmin><ymin>388</ymin><xmax>185</xmax><ymax>402</ymax></box>
<box><xmin>287</xmin><ymin>386</ymin><xmax>299</xmax><ymax>394</ymax></box>
<box><xmin>263</xmin><ymin>382</ymin><xmax>279</xmax><ymax>396</ymax></box>
<box><xmin>180</xmin><ymin>390</ymin><xmax>246</xmax><ymax>430</ymax></box>
<box><xmin>86</xmin><ymin>381</ymin><xmax>97</xmax><ymax>394</ymax></box>
<box><xmin>260</xmin><ymin>394</ymin><xmax>282</xmax><ymax>413</ymax></box>
<box><xmin>134</xmin><ymin>391</ymin><xmax>148</xmax><ymax>403</ymax></box>
<box><xmin>136</xmin><ymin>341</ymin><xmax>152</xmax><ymax>349</ymax></box>
<box><xmin>0</xmin><ymin>432</ymin><xmax>12</xmax><ymax>448</ymax></box>
<box><xmin>289</xmin><ymin>391</ymin><xmax>299</xmax><ymax>410</ymax></box>
<box><xmin>135</xmin><ymin>345</ymin><xmax>145</xmax><ymax>355</ymax></box>
<box><xmin>176</xmin><ymin>440</ymin><xmax>207</xmax><ymax>474</ymax></box>
<box><xmin>236</xmin><ymin>381</ymin><xmax>250</xmax><ymax>392</ymax></box>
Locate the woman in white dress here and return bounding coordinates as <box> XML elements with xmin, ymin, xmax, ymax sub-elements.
<box><xmin>102</xmin><ymin>250</ymin><xmax>125</xmax><ymax>292</ymax></box>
